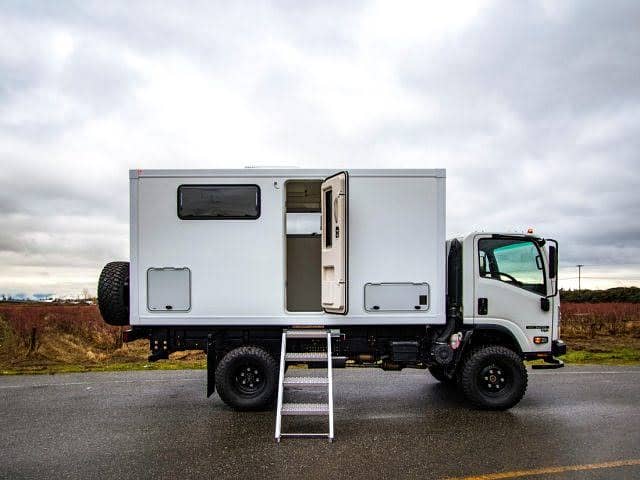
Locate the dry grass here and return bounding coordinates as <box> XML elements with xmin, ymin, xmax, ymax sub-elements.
<box><xmin>0</xmin><ymin>303</ymin><xmax>146</xmax><ymax>372</ymax></box>
<box><xmin>560</xmin><ymin>302</ymin><xmax>640</xmax><ymax>359</ymax></box>
<box><xmin>0</xmin><ymin>303</ymin><xmax>120</xmax><ymax>350</ymax></box>
<box><xmin>561</xmin><ymin>302</ymin><xmax>640</xmax><ymax>338</ymax></box>
<box><xmin>0</xmin><ymin>303</ymin><xmax>206</xmax><ymax>374</ymax></box>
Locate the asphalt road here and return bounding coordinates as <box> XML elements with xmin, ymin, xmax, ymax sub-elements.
<box><xmin>1</xmin><ymin>366</ymin><xmax>640</xmax><ymax>480</ymax></box>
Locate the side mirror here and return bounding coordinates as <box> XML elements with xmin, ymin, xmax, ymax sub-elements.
<box><xmin>479</xmin><ymin>253</ymin><xmax>487</xmax><ymax>276</ymax></box>
<box><xmin>540</xmin><ymin>297</ymin><xmax>550</xmax><ymax>311</ymax></box>
<box><xmin>549</xmin><ymin>246</ymin><xmax>557</xmax><ymax>279</ymax></box>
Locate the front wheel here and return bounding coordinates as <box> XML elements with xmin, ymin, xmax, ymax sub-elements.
<box><xmin>458</xmin><ymin>345</ymin><xmax>527</xmax><ymax>410</ymax></box>
<box><xmin>215</xmin><ymin>346</ymin><xmax>278</xmax><ymax>411</ymax></box>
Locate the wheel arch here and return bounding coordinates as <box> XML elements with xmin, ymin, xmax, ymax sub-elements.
<box><xmin>469</xmin><ymin>324</ymin><xmax>525</xmax><ymax>355</ymax></box>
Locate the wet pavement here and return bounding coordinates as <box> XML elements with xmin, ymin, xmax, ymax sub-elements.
<box><xmin>1</xmin><ymin>365</ymin><xmax>639</xmax><ymax>479</ymax></box>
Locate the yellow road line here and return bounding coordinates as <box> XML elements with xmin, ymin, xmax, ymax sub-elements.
<box><xmin>443</xmin><ymin>459</ymin><xmax>640</xmax><ymax>480</ymax></box>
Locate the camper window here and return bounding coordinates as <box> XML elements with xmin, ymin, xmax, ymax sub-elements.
<box><xmin>177</xmin><ymin>185</ymin><xmax>260</xmax><ymax>220</ymax></box>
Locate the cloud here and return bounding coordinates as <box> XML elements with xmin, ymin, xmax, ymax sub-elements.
<box><xmin>0</xmin><ymin>0</ymin><xmax>639</xmax><ymax>294</ymax></box>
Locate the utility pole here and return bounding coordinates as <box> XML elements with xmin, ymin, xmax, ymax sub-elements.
<box><xmin>576</xmin><ymin>264</ymin><xmax>584</xmax><ymax>292</ymax></box>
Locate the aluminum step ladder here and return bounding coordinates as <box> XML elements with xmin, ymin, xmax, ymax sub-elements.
<box><xmin>275</xmin><ymin>329</ymin><xmax>334</xmax><ymax>442</ymax></box>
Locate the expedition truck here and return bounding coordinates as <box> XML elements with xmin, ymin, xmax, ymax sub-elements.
<box><xmin>98</xmin><ymin>169</ymin><xmax>565</xmax><ymax>418</ymax></box>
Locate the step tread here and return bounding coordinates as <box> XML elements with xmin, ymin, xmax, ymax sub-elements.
<box><xmin>283</xmin><ymin>376</ymin><xmax>329</xmax><ymax>386</ymax></box>
<box><xmin>285</xmin><ymin>330</ymin><xmax>330</xmax><ymax>339</ymax></box>
<box><xmin>285</xmin><ymin>352</ymin><xmax>328</xmax><ymax>361</ymax></box>
<box><xmin>281</xmin><ymin>403</ymin><xmax>329</xmax><ymax>415</ymax></box>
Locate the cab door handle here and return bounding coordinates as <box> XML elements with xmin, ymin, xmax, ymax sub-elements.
<box><xmin>478</xmin><ymin>298</ymin><xmax>488</xmax><ymax>315</ymax></box>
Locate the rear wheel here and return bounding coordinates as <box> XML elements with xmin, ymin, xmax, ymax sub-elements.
<box><xmin>428</xmin><ymin>366</ymin><xmax>456</xmax><ymax>385</ymax></box>
<box><xmin>458</xmin><ymin>345</ymin><xmax>527</xmax><ymax>410</ymax></box>
<box><xmin>215</xmin><ymin>346</ymin><xmax>278</xmax><ymax>411</ymax></box>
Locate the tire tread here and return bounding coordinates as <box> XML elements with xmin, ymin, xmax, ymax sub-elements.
<box><xmin>215</xmin><ymin>346</ymin><xmax>278</xmax><ymax>411</ymax></box>
<box><xmin>459</xmin><ymin>345</ymin><xmax>528</xmax><ymax>410</ymax></box>
<box><xmin>98</xmin><ymin>261</ymin><xmax>129</xmax><ymax>326</ymax></box>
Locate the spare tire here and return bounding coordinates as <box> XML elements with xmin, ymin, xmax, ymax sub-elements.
<box><xmin>98</xmin><ymin>261</ymin><xmax>130</xmax><ymax>326</ymax></box>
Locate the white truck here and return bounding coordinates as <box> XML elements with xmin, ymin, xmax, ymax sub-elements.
<box><xmin>98</xmin><ymin>168</ymin><xmax>565</xmax><ymax>416</ymax></box>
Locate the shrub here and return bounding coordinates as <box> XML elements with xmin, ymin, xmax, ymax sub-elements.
<box><xmin>561</xmin><ymin>302</ymin><xmax>640</xmax><ymax>338</ymax></box>
<box><xmin>0</xmin><ymin>303</ymin><xmax>122</xmax><ymax>353</ymax></box>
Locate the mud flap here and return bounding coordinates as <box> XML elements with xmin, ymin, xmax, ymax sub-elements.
<box><xmin>207</xmin><ymin>335</ymin><xmax>216</xmax><ymax>397</ymax></box>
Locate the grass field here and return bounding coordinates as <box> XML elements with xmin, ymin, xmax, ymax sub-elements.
<box><xmin>0</xmin><ymin>302</ymin><xmax>639</xmax><ymax>374</ymax></box>
<box><xmin>0</xmin><ymin>303</ymin><xmax>206</xmax><ymax>374</ymax></box>
<box><xmin>558</xmin><ymin>302</ymin><xmax>640</xmax><ymax>364</ymax></box>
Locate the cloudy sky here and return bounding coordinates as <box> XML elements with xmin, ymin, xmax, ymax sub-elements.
<box><xmin>1</xmin><ymin>0</ymin><xmax>639</xmax><ymax>296</ymax></box>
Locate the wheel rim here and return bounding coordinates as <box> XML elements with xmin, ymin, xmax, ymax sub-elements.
<box><xmin>478</xmin><ymin>362</ymin><xmax>511</xmax><ymax>396</ymax></box>
<box><xmin>232</xmin><ymin>362</ymin><xmax>266</xmax><ymax>397</ymax></box>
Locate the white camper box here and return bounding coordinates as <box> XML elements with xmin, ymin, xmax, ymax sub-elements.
<box><xmin>129</xmin><ymin>169</ymin><xmax>446</xmax><ymax>327</ymax></box>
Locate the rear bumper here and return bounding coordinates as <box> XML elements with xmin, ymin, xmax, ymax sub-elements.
<box><xmin>552</xmin><ymin>339</ymin><xmax>567</xmax><ymax>356</ymax></box>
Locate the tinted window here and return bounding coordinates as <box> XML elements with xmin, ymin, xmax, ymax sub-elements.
<box><xmin>178</xmin><ymin>185</ymin><xmax>260</xmax><ymax>219</ymax></box>
<box><xmin>478</xmin><ymin>238</ymin><xmax>546</xmax><ymax>295</ymax></box>
<box><xmin>324</xmin><ymin>189</ymin><xmax>332</xmax><ymax>248</ymax></box>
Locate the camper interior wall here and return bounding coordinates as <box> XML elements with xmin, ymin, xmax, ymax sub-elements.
<box><xmin>130</xmin><ymin>170</ymin><xmax>446</xmax><ymax>326</ymax></box>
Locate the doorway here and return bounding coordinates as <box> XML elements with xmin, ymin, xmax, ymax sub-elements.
<box><xmin>285</xmin><ymin>180</ymin><xmax>322</xmax><ymax>312</ymax></box>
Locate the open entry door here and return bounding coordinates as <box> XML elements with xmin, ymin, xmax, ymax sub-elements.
<box><xmin>321</xmin><ymin>171</ymin><xmax>349</xmax><ymax>314</ymax></box>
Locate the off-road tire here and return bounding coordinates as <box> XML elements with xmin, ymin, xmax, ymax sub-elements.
<box><xmin>98</xmin><ymin>262</ymin><xmax>130</xmax><ymax>326</ymax></box>
<box><xmin>428</xmin><ymin>366</ymin><xmax>456</xmax><ymax>385</ymax></box>
<box><xmin>215</xmin><ymin>346</ymin><xmax>278</xmax><ymax>411</ymax></box>
<box><xmin>458</xmin><ymin>345</ymin><xmax>527</xmax><ymax>410</ymax></box>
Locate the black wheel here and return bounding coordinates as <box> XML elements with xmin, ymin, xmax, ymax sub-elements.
<box><xmin>458</xmin><ymin>345</ymin><xmax>527</xmax><ymax>410</ymax></box>
<box><xmin>98</xmin><ymin>262</ymin><xmax>130</xmax><ymax>326</ymax></box>
<box><xmin>215</xmin><ymin>346</ymin><xmax>278</xmax><ymax>411</ymax></box>
<box><xmin>428</xmin><ymin>366</ymin><xmax>456</xmax><ymax>385</ymax></box>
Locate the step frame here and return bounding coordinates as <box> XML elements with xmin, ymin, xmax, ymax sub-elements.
<box><xmin>275</xmin><ymin>329</ymin><xmax>334</xmax><ymax>442</ymax></box>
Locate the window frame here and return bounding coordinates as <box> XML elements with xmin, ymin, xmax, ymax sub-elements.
<box><xmin>177</xmin><ymin>184</ymin><xmax>261</xmax><ymax>220</ymax></box>
<box><xmin>478</xmin><ymin>237</ymin><xmax>548</xmax><ymax>296</ymax></box>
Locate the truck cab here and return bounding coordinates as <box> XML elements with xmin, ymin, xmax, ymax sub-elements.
<box><xmin>462</xmin><ymin>233</ymin><xmax>564</xmax><ymax>360</ymax></box>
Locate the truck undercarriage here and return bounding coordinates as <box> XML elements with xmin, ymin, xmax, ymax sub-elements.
<box><xmin>122</xmin><ymin>318</ymin><xmax>565</xmax><ymax>411</ymax></box>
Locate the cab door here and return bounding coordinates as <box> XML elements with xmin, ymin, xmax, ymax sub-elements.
<box><xmin>321</xmin><ymin>171</ymin><xmax>349</xmax><ymax>314</ymax></box>
<box><xmin>474</xmin><ymin>235</ymin><xmax>553</xmax><ymax>352</ymax></box>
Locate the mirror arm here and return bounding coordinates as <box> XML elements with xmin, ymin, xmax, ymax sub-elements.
<box><xmin>545</xmin><ymin>239</ymin><xmax>559</xmax><ymax>298</ymax></box>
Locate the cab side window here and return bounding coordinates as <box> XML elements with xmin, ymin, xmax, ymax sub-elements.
<box><xmin>478</xmin><ymin>239</ymin><xmax>546</xmax><ymax>295</ymax></box>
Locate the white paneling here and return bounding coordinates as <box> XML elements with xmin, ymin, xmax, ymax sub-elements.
<box><xmin>137</xmin><ymin>176</ymin><xmax>284</xmax><ymax>317</ymax></box>
<box><xmin>348</xmin><ymin>176</ymin><xmax>445</xmax><ymax>321</ymax></box>
<box><xmin>131</xmin><ymin>171</ymin><xmax>446</xmax><ymax>326</ymax></box>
